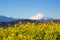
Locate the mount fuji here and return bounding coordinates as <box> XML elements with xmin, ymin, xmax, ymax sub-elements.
<box><xmin>0</xmin><ymin>15</ymin><xmax>54</xmax><ymax>22</ymax></box>
<box><xmin>0</xmin><ymin>15</ymin><xmax>60</xmax><ymax>27</ymax></box>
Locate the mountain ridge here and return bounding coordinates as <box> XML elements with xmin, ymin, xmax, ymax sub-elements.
<box><xmin>0</xmin><ymin>15</ymin><xmax>60</xmax><ymax>27</ymax></box>
<box><xmin>0</xmin><ymin>15</ymin><xmax>59</xmax><ymax>22</ymax></box>
<box><xmin>0</xmin><ymin>15</ymin><xmax>20</xmax><ymax>22</ymax></box>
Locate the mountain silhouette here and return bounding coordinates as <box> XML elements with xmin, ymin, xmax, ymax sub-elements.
<box><xmin>0</xmin><ymin>15</ymin><xmax>56</xmax><ymax>22</ymax></box>
<box><xmin>0</xmin><ymin>15</ymin><xmax>19</xmax><ymax>22</ymax></box>
<box><xmin>0</xmin><ymin>15</ymin><xmax>60</xmax><ymax>27</ymax></box>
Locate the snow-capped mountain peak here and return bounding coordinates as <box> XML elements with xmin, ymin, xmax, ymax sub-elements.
<box><xmin>30</xmin><ymin>13</ymin><xmax>44</xmax><ymax>20</ymax></box>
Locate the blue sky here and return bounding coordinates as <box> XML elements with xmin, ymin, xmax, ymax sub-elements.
<box><xmin>0</xmin><ymin>0</ymin><xmax>60</xmax><ymax>19</ymax></box>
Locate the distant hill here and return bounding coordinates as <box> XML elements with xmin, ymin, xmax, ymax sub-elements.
<box><xmin>0</xmin><ymin>16</ymin><xmax>54</xmax><ymax>22</ymax></box>
<box><xmin>0</xmin><ymin>15</ymin><xmax>19</xmax><ymax>22</ymax></box>
<box><xmin>0</xmin><ymin>15</ymin><xmax>60</xmax><ymax>27</ymax></box>
<box><xmin>0</xmin><ymin>19</ymin><xmax>60</xmax><ymax>28</ymax></box>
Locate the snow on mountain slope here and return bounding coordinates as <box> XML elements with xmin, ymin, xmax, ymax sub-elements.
<box><xmin>29</xmin><ymin>13</ymin><xmax>54</xmax><ymax>21</ymax></box>
<box><xmin>30</xmin><ymin>13</ymin><xmax>44</xmax><ymax>20</ymax></box>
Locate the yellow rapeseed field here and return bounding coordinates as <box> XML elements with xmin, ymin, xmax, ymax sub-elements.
<box><xmin>0</xmin><ymin>22</ymin><xmax>60</xmax><ymax>40</ymax></box>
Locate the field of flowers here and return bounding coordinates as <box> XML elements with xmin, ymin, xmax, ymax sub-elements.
<box><xmin>0</xmin><ymin>22</ymin><xmax>60</xmax><ymax>40</ymax></box>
